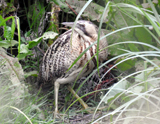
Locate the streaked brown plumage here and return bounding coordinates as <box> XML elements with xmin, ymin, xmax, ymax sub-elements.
<box><xmin>38</xmin><ymin>20</ymin><xmax>108</xmax><ymax>117</ymax></box>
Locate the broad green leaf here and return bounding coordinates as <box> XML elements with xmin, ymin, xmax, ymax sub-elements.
<box><xmin>18</xmin><ymin>52</ymin><xmax>33</xmax><ymax>60</ymax></box>
<box><xmin>128</xmin><ymin>43</ymin><xmax>139</xmax><ymax>52</ymax></box>
<box><xmin>4</xmin><ymin>26</ymin><xmax>11</xmax><ymax>40</ymax></box>
<box><xmin>135</xmin><ymin>28</ymin><xmax>152</xmax><ymax>44</ymax></box>
<box><xmin>0</xmin><ymin>15</ymin><xmax>4</xmax><ymax>26</ymax></box>
<box><xmin>130</xmin><ymin>86</ymin><xmax>144</xmax><ymax>93</ymax></box>
<box><xmin>20</xmin><ymin>44</ymin><xmax>30</xmax><ymax>53</ymax></box>
<box><xmin>116</xmin><ymin>58</ymin><xmax>136</xmax><ymax>71</ymax></box>
<box><xmin>11</xmin><ymin>18</ymin><xmax>15</xmax><ymax>39</ymax></box>
<box><xmin>0</xmin><ymin>40</ymin><xmax>18</xmax><ymax>48</ymax></box>
<box><xmin>100</xmin><ymin>80</ymin><xmax>128</xmax><ymax>104</ymax></box>
<box><xmin>28</xmin><ymin>31</ymin><xmax>58</xmax><ymax>49</ymax></box>
<box><xmin>18</xmin><ymin>44</ymin><xmax>32</xmax><ymax>60</ymax></box>
<box><xmin>28</xmin><ymin>38</ymin><xmax>42</xmax><ymax>49</ymax></box>
<box><xmin>42</xmin><ymin>31</ymin><xmax>58</xmax><ymax>40</ymax></box>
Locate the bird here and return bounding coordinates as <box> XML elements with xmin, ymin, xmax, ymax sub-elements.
<box><xmin>38</xmin><ymin>20</ymin><xmax>108</xmax><ymax>117</ymax></box>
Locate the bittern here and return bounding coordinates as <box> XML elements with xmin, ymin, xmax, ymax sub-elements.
<box><xmin>38</xmin><ymin>20</ymin><xmax>108</xmax><ymax>117</ymax></box>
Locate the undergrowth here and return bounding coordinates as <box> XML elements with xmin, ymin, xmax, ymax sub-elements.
<box><xmin>0</xmin><ymin>0</ymin><xmax>160</xmax><ymax>123</ymax></box>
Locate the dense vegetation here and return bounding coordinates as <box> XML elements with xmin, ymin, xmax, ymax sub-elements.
<box><xmin>0</xmin><ymin>0</ymin><xmax>160</xmax><ymax>123</ymax></box>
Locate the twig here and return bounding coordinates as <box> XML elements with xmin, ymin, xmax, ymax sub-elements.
<box><xmin>65</xmin><ymin>1</ymin><xmax>78</xmax><ymax>15</ymax></box>
<box><xmin>36</xmin><ymin>46</ymin><xmax>44</xmax><ymax>56</ymax></box>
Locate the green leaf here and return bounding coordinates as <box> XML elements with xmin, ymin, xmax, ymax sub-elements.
<box><xmin>100</xmin><ymin>80</ymin><xmax>128</xmax><ymax>104</ymax></box>
<box><xmin>28</xmin><ymin>38</ymin><xmax>42</xmax><ymax>49</ymax></box>
<box><xmin>11</xmin><ymin>18</ymin><xmax>15</xmax><ymax>39</ymax></box>
<box><xmin>18</xmin><ymin>52</ymin><xmax>33</xmax><ymax>60</ymax></box>
<box><xmin>116</xmin><ymin>58</ymin><xmax>136</xmax><ymax>71</ymax></box>
<box><xmin>135</xmin><ymin>28</ymin><xmax>152</xmax><ymax>44</ymax></box>
<box><xmin>0</xmin><ymin>40</ymin><xmax>18</xmax><ymax>48</ymax></box>
<box><xmin>0</xmin><ymin>15</ymin><xmax>4</xmax><ymax>26</ymax></box>
<box><xmin>128</xmin><ymin>43</ymin><xmax>139</xmax><ymax>52</ymax></box>
<box><xmin>28</xmin><ymin>31</ymin><xmax>58</xmax><ymax>49</ymax></box>
<box><xmin>4</xmin><ymin>26</ymin><xmax>11</xmax><ymax>40</ymax></box>
<box><xmin>42</xmin><ymin>31</ymin><xmax>58</xmax><ymax>40</ymax></box>
<box><xmin>20</xmin><ymin>44</ymin><xmax>31</xmax><ymax>54</ymax></box>
<box><xmin>18</xmin><ymin>44</ymin><xmax>33</xmax><ymax>60</ymax></box>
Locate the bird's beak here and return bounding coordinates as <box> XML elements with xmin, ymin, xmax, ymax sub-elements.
<box><xmin>62</xmin><ymin>22</ymin><xmax>74</xmax><ymax>27</ymax></box>
<box><xmin>62</xmin><ymin>22</ymin><xmax>80</xmax><ymax>28</ymax></box>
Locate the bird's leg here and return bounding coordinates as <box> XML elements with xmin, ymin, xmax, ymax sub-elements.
<box><xmin>54</xmin><ymin>81</ymin><xmax>60</xmax><ymax>118</ymax></box>
<box><xmin>67</xmin><ymin>85</ymin><xmax>88</xmax><ymax>109</ymax></box>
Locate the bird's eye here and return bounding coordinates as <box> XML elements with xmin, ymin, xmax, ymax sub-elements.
<box><xmin>80</xmin><ymin>24</ymin><xmax>85</xmax><ymax>31</ymax></box>
<box><xmin>81</xmin><ymin>24</ymin><xmax>85</xmax><ymax>27</ymax></box>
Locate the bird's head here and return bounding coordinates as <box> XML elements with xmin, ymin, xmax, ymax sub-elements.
<box><xmin>62</xmin><ymin>20</ymin><xmax>98</xmax><ymax>41</ymax></box>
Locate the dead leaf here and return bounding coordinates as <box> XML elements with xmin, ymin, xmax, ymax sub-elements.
<box><xmin>0</xmin><ymin>47</ymin><xmax>27</xmax><ymax>103</ymax></box>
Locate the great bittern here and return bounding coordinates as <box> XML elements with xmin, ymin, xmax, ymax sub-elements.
<box><xmin>38</xmin><ymin>20</ymin><xmax>108</xmax><ymax>117</ymax></box>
